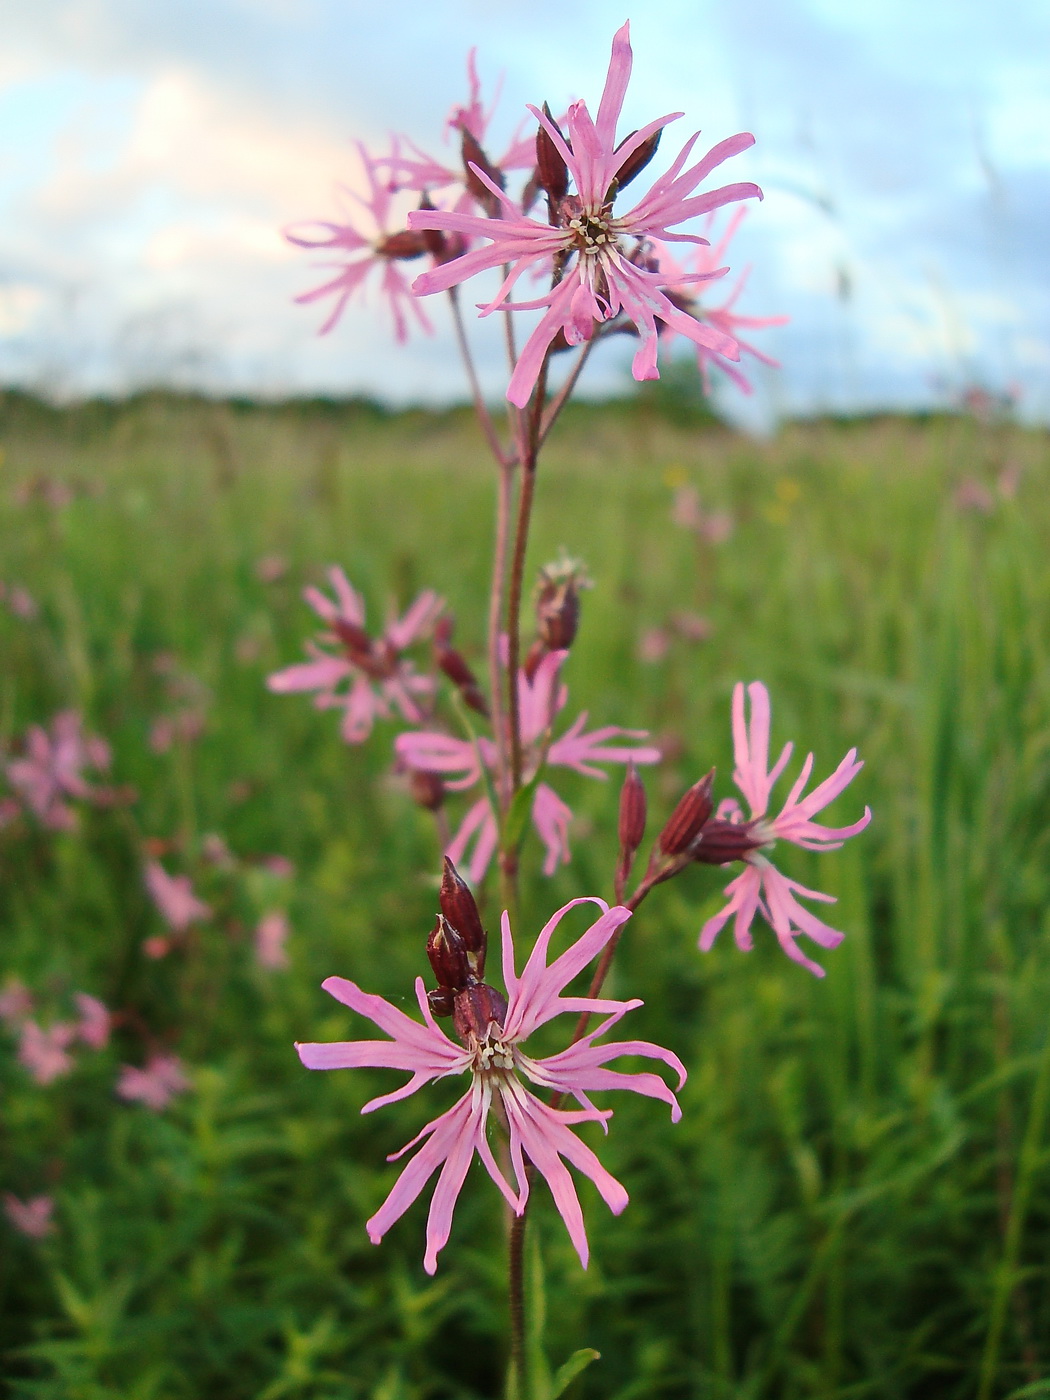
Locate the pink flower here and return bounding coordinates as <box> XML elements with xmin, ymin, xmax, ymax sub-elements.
<box><xmin>286</xmin><ymin>140</ymin><xmax>437</xmax><ymax>341</ymax></box>
<box><xmin>297</xmin><ymin>898</ymin><xmax>684</xmax><ymax>1273</ymax></box>
<box><xmin>656</xmin><ymin>208</ymin><xmax>787</xmax><ymax>395</ymax></box>
<box><xmin>74</xmin><ymin>993</ymin><xmax>111</xmax><ymax>1050</ymax></box>
<box><xmin>699</xmin><ymin>682</ymin><xmax>871</xmax><ymax>978</ymax></box>
<box><xmin>117</xmin><ymin>1054</ymin><xmax>190</xmax><ymax>1111</ymax></box>
<box><xmin>268</xmin><ymin>567</ymin><xmax>443</xmax><ymax>744</ymax></box>
<box><xmin>3</xmin><ymin>1193</ymin><xmax>55</xmax><ymax>1239</ymax></box>
<box><xmin>396</xmin><ymin>650</ymin><xmax>660</xmax><ymax>881</ymax></box>
<box><xmin>18</xmin><ymin>1020</ymin><xmax>77</xmax><ymax>1084</ymax></box>
<box><xmin>255</xmin><ymin>910</ymin><xmax>290</xmax><ymax>969</ymax></box>
<box><xmin>409</xmin><ymin>23</ymin><xmax>762</xmax><ymax>407</ymax></box>
<box><xmin>144</xmin><ymin>861</ymin><xmax>211</xmax><ymax>933</ymax></box>
<box><xmin>6</xmin><ymin>710</ymin><xmax>112</xmax><ymax>829</ymax></box>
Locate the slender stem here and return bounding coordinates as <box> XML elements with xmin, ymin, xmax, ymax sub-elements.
<box><xmin>538</xmin><ymin>339</ymin><xmax>596</xmax><ymax>447</ymax></box>
<box><xmin>488</xmin><ymin>460</ymin><xmax>515</xmax><ymax>814</ymax></box>
<box><xmin>507</xmin><ymin>1207</ymin><xmax>527</xmax><ymax>1398</ymax></box>
<box><xmin>501</xmin><ymin>264</ymin><xmax>518</xmax><ymax>373</ymax></box>
<box><xmin>448</xmin><ymin>289</ymin><xmax>510</xmax><ymax>468</ymax></box>
<box><xmin>433</xmin><ymin>806</ymin><xmax>451</xmax><ymax>855</ymax></box>
<box><xmin>505</xmin><ymin>362</ymin><xmax>550</xmax><ymax>788</ymax></box>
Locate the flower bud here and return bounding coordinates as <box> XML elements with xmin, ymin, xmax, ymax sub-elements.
<box><xmin>535</xmin><ymin>555</ymin><xmax>591</xmax><ymax>651</ymax></box>
<box><xmin>427</xmin><ymin>987</ymin><xmax>455</xmax><ymax>1018</ymax></box>
<box><xmin>691</xmin><ymin>817</ymin><xmax>765</xmax><ymax>866</ymax></box>
<box><xmin>426</xmin><ymin>915</ymin><xmax>474</xmax><ymax>993</ymax></box>
<box><xmin>658</xmin><ymin>770</ymin><xmax>715</xmax><ymax>856</ymax></box>
<box><xmin>461</xmin><ymin>130</ymin><xmax>504</xmax><ymax>215</ymax></box>
<box><xmin>452</xmin><ymin>983</ymin><xmax>509</xmax><ymax>1045</ymax></box>
<box><xmin>618</xmin><ymin>762</ymin><xmax>647</xmax><ymax>855</ymax></box>
<box><xmin>375</xmin><ymin>229</ymin><xmax>430</xmax><ymax>261</ymax></box>
<box><xmin>439</xmin><ymin>857</ymin><xmax>486</xmax><ymax>977</ymax></box>
<box><xmin>409</xmin><ymin>769</ymin><xmax>445</xmax><ymax>812</ymax></box>
<box><xmin>536</xmin><ymin>105</ymin><xmax>569</xmax><ymax>209</ymax></box>
<box><xmin>435</xmin><ymin>640</ymin><xmax>488</xmax><ymax>717</ymax></box>
<box><xmin>331</xmin><ymin>617</ymin><xmax>374</xmax><ymax>661</ymax></box>
<box><xmin>609</xmin><ymin>129</ymin><xmax>662</xmax><ymax>197</ymax></box>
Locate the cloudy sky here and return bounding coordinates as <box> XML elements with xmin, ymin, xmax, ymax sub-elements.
<box><xmin>0</xmin><ymin>0</ymin><xmax>1047</xmax><ymax>425</ymax></box>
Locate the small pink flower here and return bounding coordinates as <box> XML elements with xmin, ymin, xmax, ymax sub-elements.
<box><xmin>298</xmin><ymin>898</ymin><xmax>684</xmax><ymax>1273</ymax></box>
<box><xmin>18</xmin><ymin>1020</ymin><xmax>77</xmax><ymax>1084</ymax></box>
<box><xmin>268</xmin><ymin>567</ymin><xmax>443</xmax><ymax>744</ymax></box>
<box><xmin>396</xmin><ymin>650</ymin><xmax>660</xmax><ymax>881</ymax></box>
<box><xmin>74</xmin><ymin>993</ymin><xmax>111</xmax><ymax>1050</ymax></box>
<box><xmin>699</xmin><ymin>682</ymin><xmax>871</xmax><ymax>978</ymax></box>
<box><xmin>117</xmin><ymin>1054</ymin><xmax>190</xmax><ymax>1111</ymax></box>
<box><xmin>409</xmin><ymin>23</ymin><xmax>763</xmax><ymax>406</ymax></box>
<box><xmin>149</xmin><ymin>710</ymin><xmax>206</xmax><ymax>753</ymax></box>
<box><xmin>3</xmin><ymin>1193</ymin><xmax>55</xmax><ymax>1239</ymax></box>
<box><xmin>286</xmin><ymin>140</ymin><xmax>437</xmax><ymax>341</ymax></box>
<box><xmin>255</xmin><ymin>910</ymin><xmax>290</xmax><ymax>969</ymax></box>
<box><xmin>6</xmin><ymin>711</ymin><xmax>112</xmax><ymax>829</ymax></box>
<box><xmin>144</xmin><ymin>861</ymin><xmax>211</xmax><ymax>933</ymax></box>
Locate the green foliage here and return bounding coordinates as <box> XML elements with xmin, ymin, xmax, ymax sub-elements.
<box><xmin>1</xmin><ymin>395</ymin><xmax>1049</xmax><ymax>1397</ymax></box>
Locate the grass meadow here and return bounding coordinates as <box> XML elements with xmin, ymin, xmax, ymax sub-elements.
<box><xmin>1</xmin><ymin>389</ymin><xmax>1049</xmax><ymax>1399</ymax></box>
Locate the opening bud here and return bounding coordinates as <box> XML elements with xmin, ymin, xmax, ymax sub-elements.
<box><xmin>426</xmin><ymin>915</ymin><xmax>475</xmax><ymax>993</ymax></box>
<box><xmin>439</xmin><ymin>857</ymin><xmax>487</xmax><ymax>977</ymax></box>
<box><xmin>692</xmin><ymin>817</ymin><xmax>765</xmax><ymax>866</ymax></box>
<box><xmin>409</xmin><ymin>769</ymin><xmax>445</xmax><ymax>812</ymax></box>
<box><xmin>427</xmin><ymin>987</ymin><xmax>456</xmax><ymax>1018</ymax></box>
<box><xmin>658</xmin><ymin>770</ymin><xmax>715</xmax><ymax>856</ymax></box>
<box><xmin>374</xmin><ymin>229</ymin><xmax>430</xmax><ymax>261</ymax></box>
<box><xmin>534</xmin><ymin>555</ymin><xmax>591</xmax><ymax>651</ymax></box>
<box><xmin>452</xmin><ymin>983</ymin><xmax>509</xmax><ymax>1045</ymax></box>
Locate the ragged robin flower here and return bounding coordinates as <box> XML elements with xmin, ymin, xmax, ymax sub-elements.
<box><xmin>297</xmin><ymin>897</ymin><xmax>684</xmax><ymax>1273</ymax></box>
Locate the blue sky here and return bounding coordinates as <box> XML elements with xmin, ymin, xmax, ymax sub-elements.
<box><xmin>0</xmin><ymin>0</ymin><xmax>1046</xmax><ymax>425</ymax></box>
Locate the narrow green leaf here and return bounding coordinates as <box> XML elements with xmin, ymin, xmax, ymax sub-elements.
<box><xmin>549</xmin><ymin>1349</ymin><xmax>601</xmax><ymax>1399</ymax></box>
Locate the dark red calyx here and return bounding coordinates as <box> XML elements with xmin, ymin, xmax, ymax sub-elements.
<box><xmin>375</xmin><ymin>230</ymin><xmax>430</xmax><ymax>260</ymax></box>
<box><xmin>658</xmin><ymin>770</ymin><xmax>715</xmax><ymax>856</ymax></box>
<box><xmin>618</xmin><ymin>761</ymin><xmax>647</xmax><ymax>855</ymax></box>
<box><xmin>609</xmin><ymin>128</ymin><xmax>661</xmax><ymax>197</ymax></box>
<box><xmin>692</xmin><ymin>818</ymin><xmax>765</xmax><ymax>866</ymax></box>
<box><xmin>462</xmin><ymin>130</ymin><xmax>505</xmax><ymax>213</ymax></box>
<box><xmin>427</xmin><ymin>987</ymin><xmax>456</xmax><ymax>1018</ymax></box>
<box><xmin>452</xmin><ymin>983</ymin><xmax>509</xmax><ymax>1045</ymax></box>
<box><xmin>536</xmin><ymin>104</ymin><xmax>569</xmax><ymax>208</ymax></box>
<box><xmin>426</xmin><ymin>915</ymin><xmax>475</xmax><ymax>992</ymax></box>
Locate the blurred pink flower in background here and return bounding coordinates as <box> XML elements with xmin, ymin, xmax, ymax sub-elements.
<box><xmin>699</xmin><ymin>682</ymin><xmax>871</xmax><ymax>977</ymax></box>
<box><xmin>117</xmin><ymin>1054</ymin><xmax>190</xmax><ymax>1111</ymax></box>
<box><xmin>0</xmin><ymin>582</ymin><xmax>39</xmax><ymax>619</ymax></box>
<box><xmin>657</xmin><ymin>208</ymin><xmax>788</xmax><ymax>395</ymax></box>
<box><xmin>144</xmin><ymin>862</ymin><xmax>212</xmax><ymax>934</ymax></box>
<box><xmin>255</xmin><ymin>554</ymin><xmax>288</xmax><ymax>583</ymax></box>
<box><xmin>18</xmin><ymin>1020</ymin><xmax>77</xmax><ymax>1084</ymax></box>
<box><xmin>410</xmin><ymin>22</ymin><xmax>762</xmax><ymax>406</ymax></box>
<box><xmin>269</xmin><ymin>567</ymin><xmax>443</xmax><ymax>743</ymax></box>
<box><xmin>149</xmin><ymin>710</ymin><xmax>207</xmax><ymax>753</ymax></box>
<box><xmin>255</xmin><ymin>910</ymin><xmax>290</xmax><ymax>969</ymax></box>
<box><xmin>3</xmin><ymin>1193</ymin><xmax>56</xmax><ymax>1239</ymax></box>
<box><xmin>397</xmin><ymin>650</ymin><xmax>660</xmax><ymax>880</ymax></box>
<box><xmin>74</xmin><ymin>993</ymin><xmax>111</xmax><ymax>1050</ymax></box>
<box><xmin>5</xmin><ymin>711</ymin><xmax>112</xmax><ymax>829</ymax></box>
<box><xmin>286</xmin><ymin>140</ymin><xmax>437</xmax><ymax>341</ymax></box>
<box><xmin>298</xmin><ymin>898</ymin><xmax>684</xmax><ymax>1273</ymax></box>
<box><xmin>670</xmin><ymin>484</ymin><xmax>734</xmax><ymax>543</ymax></box>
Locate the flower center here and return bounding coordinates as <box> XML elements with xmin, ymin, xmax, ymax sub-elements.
<box><xmin>470</xmin><ymin>1028</ymin><xmax>517</xmax><ymax>1076</ymax></box>
<box><xmin>567</xmin><ymin>211</ymin><xmax>615</xmax><ymax>257</ymax></box>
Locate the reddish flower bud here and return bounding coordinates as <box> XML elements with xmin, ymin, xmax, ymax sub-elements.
<box><xmin>331</xmin><ymin>617</ymin><xmax>374</xmax><ymax>659</ymax></box>
<box><xmin>427</xmin><ymin>987</ymin><xmax>455</xmax><ymax>1018</ymax></box>
<box><xmin>618</xmin><ymin>762</ymin><xmax>647</xmax><ymax>855</ymax></box>
<box><xmin>658</xmin><ymin>770</ymin><xmax>715</xmax><ymax>856</ymax></box>
<box><xmin>534</xmin><ymin>555</ymin><xmax>591</xmax><ymax>651</ymax></box>
<box><xmin>426</xmin><ymin>915</ymin><xmax>474</xmax><ymax>993</ymax></box>
<box><xmin>435</xmin><ymin>641</ymin><xmax>489</xmax><ymax>717</ymax></box>
<box><xmin>461</xmin><ymin>130</ymin><xmax>504</xmax><ymax>215</ymax></box>
<box><xmin>536</xmin><ymin>105</ymin><xmax>569</xmax><ymax>209</ymax></box>
<box><xmin>452</xmin><ymin>983</ymin><xmax>509</xmax><ymax>1045</ymax></box>
<box><xmin>439</xmin><ymin>857</ymin><xmax>486</xmax><ymax>977</ymax></box>
<box><xmin>374</xmin><ymin>229</ymin><xmax>430</xmax><ymax>261</ymax></box>
<box><xmin>692</xmin><ymin>817</ymin><xmax>765</xmax><ymax>866</ymax></box>
<box><xmin>610</xmin><ymin>128</ymin><xmax>662</xmax><ymax>195</ymax></box>
<box><xmin>409</xmin><ymin>769</ymin><xmax>445</xmax><ymax>812</ymax></box>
